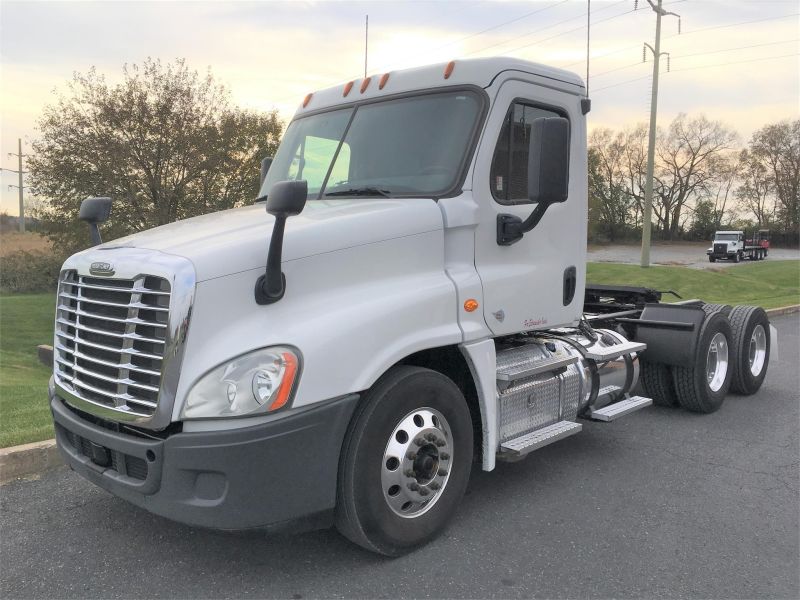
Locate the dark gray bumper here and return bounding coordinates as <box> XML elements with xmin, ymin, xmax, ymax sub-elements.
<box><xmin>51</xmin><ymin>394</ymin><xmax>359</xmax><ymax>531</ymax></box>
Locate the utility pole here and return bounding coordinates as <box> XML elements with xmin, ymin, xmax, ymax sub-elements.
<box><xmin>364</xmin><ymin>14</ymin><xmax>369</xmax><ymax>78</ymax></box>
<box><xmin>5</xmin><ymin>138</ymin><xmax>28</xmax><ymax>232</ymax></box>
<box><xmin>640</xmin><ymin>0</ymin><xmax>680</xmax><ymax>267</ymax></box>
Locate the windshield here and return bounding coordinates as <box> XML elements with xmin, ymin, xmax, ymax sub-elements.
<box><xmin>715</xmin><ymin>234</ymin><xmax>740</xmax><ymax>241</ymax></box>
<box><xmin>259</xmin><ymin>90</ymin><xmax>483</xmax><ymax>200</ymax></box>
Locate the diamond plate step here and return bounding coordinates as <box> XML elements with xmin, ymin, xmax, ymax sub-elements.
<box><xmin>500</xmin><ymin>420</ymin><xmax>582</xmax><ymax>455</ymax></box>
<box><xmin>597</xmin><ymin>384</ymin><xmax>622</xmax><ymax>399</ymax></box>
<box><xmin>588</xmin><ymin>395</ymin><xmax>653</xmax><ymax>421</ymax></box>
<box><xmin>496</xmin><ymin>355</ymin><xmax>578</xmax><ymax>382</ymax></box>
<box><xmin>584</xmin><ymin>340</ymin><xmax>646</xmax><ymax>361</ymax></box>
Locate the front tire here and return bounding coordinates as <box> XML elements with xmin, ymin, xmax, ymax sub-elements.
<box><xmin>708</xmin><ymin>256</ymin><xmax>716</xmax><ymax>263</ymax></box>
<box><xmin>672</xmin><ymin>312</ymin><xmax>733</xmax><ymax>413</ymax></box>
<box><xmin>335</xmin><ymin>366</ymin><xmax>473</xmax><ymax>556</ymax></box>
<box><xmin>733</xmin><ymin>252</ymin><xmax>741</xmax><ymax>263</ymax></box>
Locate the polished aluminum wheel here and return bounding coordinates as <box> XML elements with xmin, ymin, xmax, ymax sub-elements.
<box><xmin>381</xmin><ymin>407</ymin><xmax>453</xmax><ymax>518</ymax></box>
<box><xmin>706</xmin><ymin>332</ymin><xmax>729</xmax><ymax>392</ymax></box>
<box><xmin>748</xmin><ymin>324</ymin><xmax>767</xmax><ymax>377</ymax></box>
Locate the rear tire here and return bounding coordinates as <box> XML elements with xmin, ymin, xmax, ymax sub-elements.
<box><xmin>702</xmin><ymin>303</ymin><xmax>732</xmax><ymax>317</ymax></box>
<box><xmin>728</xmin><ymin>305</ymin><xmax>771</xmax><ymax>395</ymax></box>
<box><xmin>672</xmin><ymin>312</ymin><xmax>733</xmax><ymax>413</ymax></box>
<box><xmin>335</xmin><ymin>366</ymin><xmax>473</xmax><ymax>556</ymax></box>
<box><xmin>640</xmin><ymin>360</ymin><xmax>678</xmax><ymax>407</ymax></box>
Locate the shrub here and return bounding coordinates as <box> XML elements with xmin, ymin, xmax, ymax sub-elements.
<box><xmin>0</xmin><ymin>251</ymin><xmax>64</xmax><ymax>293</ymax></box>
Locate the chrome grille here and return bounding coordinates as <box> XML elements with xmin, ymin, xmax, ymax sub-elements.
<box><xmin>54</xmin><ymin>271</ymin><xmax>171</xmax><ymax>417</ymax></box>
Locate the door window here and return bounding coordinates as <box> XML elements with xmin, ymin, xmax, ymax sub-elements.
<box><xmin>489</xmin><ymin>102</ymin><xmax>565</xmax><ymax>205</ymax></box>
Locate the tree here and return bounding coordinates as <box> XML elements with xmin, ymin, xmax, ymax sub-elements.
<box><xmin>588</xmin><ymin>128</ymin><xmax>637</xmax><ymax>240</ymax></box>
<box><xmin>27</xmin><ymin>58</ymin><xmax>283</xmax><ymax>250</ymax></box>
<box><xmin>749</xmin><ymin>120</ymin><xmax>800</xmax><ymax>230</ymax></box>
<box><xmin>737</xmin><ymin>149</ymin><xmax>774</xmax><ymax>227</ymax></box>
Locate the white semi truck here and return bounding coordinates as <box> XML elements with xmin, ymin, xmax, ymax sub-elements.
<box><xmin>49</xmin><ymin>58</ymin><xmax>775</xmax><ymax>556</ymax></box>
<box><xmin>707</xmin><ymin>229</ymin><xmax>770</xmax><ymax>262</ymax></box>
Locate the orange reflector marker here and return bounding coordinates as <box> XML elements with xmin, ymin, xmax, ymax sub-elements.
<box><xmin>360</xmin><ymin>77</ymin><xmax>372</xmax><ymax>93</ymax></box>
<box><xmin>444</xmin><ymin>60</ymin><xmax>455</xmax><ymax>79</ymax></box>
<box><xmin>269</xmin><ymin>352</ymin><xmax>298</xmax><ymax>412</ymax></box>
<box><xmin>464</xmin><ymin>299</ymin><xmax>479</xmax><ymax>313</ymax></box>
<box><xmin>379</xmin><ymin>72</ymin><xmax>390</xmax><ymax>89</ymax></box>
<box><xmin>343</xmin><ymin>81</ymin><xmax>354</xmax><ymax>97</ymax></box>
<box><xmin>302</xmin><ymin>93</ymin><xmax>313</xmax><ymax>108</ymax></box>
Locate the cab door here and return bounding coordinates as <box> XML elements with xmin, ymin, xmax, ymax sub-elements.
<box><xmin>471</xmin><ymin>77</ymin><xmax>587</xmax><ymax>336</ymax></box>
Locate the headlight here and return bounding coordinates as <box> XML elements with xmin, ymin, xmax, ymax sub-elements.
<box><xmin>181</xmin><ymin>346</ymin><xmax>300</xmax><ymax>419</ymax></box>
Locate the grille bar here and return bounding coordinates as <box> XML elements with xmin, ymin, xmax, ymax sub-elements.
<box><xmin>56</xmin><ymin>317</ymin><xmax>166</xmax><ymax>345</ymax></box>
<box><xmin>57</xmin><ymin>304</ymin><xmax>167</xmax><ymax>328</ymax></box>
<box><xmin>59</xmin><ymin>292</ymin><xmax>170</xmax><ymax>312</ymax></box>
<box><xmin>55</xmin><ymin>343</ymin><xmax>161</xmax><ymax>376</ymax></box>
<box><xmin>54</xmin><ymin>271</ymin><xmax>171</xmax><ymax>417</ymax></box>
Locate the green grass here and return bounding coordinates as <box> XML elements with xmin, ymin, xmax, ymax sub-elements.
<box><xmin>0</xmin><ymin>293</ymin><xmax>56</xmax><ymax>447</ymax></box>
<box><xmin>587</xmin><ymin>260</ymin><xmax>800</xmax><ymax>309</ymax></box>
<box><xmin>0</xmin><ymin>260</ymin><xmax>798</xmax><ymax>448</ymax></box>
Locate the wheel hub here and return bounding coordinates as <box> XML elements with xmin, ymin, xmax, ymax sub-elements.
<box><xmin>706</xmin><ymin>332</ymin><xmax>729</xmax><ymax>392</ymax></box>
<box><xmin>748</xmin><ymin>324</ymin><xmax>767</xmax><ymax>377</ymax></box>
<box><xmin>381</xmin><ymin>407</ymin><xmax>453</xmax><ymax>518</ymax></box>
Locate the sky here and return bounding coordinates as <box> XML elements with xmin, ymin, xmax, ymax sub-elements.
<box><xmin>1</xmin><ymin>0</ymin><xmax>798</xmax><ymax>216</ymax></box>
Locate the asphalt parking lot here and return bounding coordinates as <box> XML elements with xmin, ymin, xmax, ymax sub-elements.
<box><xmin>2</xmin><ymin>314</ymin><xmax>798</xmax><ymax>600</ymax></box>
<box><xmin>588</xmin><ymin>242</ymin><xmax>800</xmax><ymax>269</ymax></box>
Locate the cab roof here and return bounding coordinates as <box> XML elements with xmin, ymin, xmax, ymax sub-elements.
<box><xmin>294</xmin><ymin>57</ymin><xmax>586</xmax><ymax>116</ymax></box>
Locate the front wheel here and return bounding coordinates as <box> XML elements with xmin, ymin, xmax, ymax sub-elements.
<box><xmin>733</xmin><ymin>252</ymin><xmax>741</xmax><ymax>263</ymax></box>
<box><xmin>336</xmin><ymin>366</ymin><xmax>473</xmax><ymax>555</ymax></box>
<box><xmin>708</xmin><ymin>256</ymin><xmax>716</xmax><ymax>263</ymax></box>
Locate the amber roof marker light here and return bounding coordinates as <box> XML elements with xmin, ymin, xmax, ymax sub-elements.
<box><xmin>444</xmin><ymin>61</ymin><xmax>455</xmax><ymax>79</ymax></box>
<box><xmin>302</xmin><ymin>93</ymin><xmax>313</xmax><ymax>108</ymax></box>
<box><xmin>379</xmin><ymin>72</ymin><xmax>390</xmax><ymax>90</ymax></box>
<box><xmin>343</xmin><ymin>81</ymin><xmax>354</xmax><ymax>97</ymax></box>
<box><xmin>360</xmin><ymin>77</ymin><xmax>372</xmax><ymax>93</ymax></box>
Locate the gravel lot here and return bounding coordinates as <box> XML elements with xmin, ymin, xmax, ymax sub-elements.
<box><xmin>588</xmin><ymin>242</ymin><xmax>800</xmax><ymax>269</ymax></box>
<box><xmin>2</xmin><ymin>314</ymin><xmax>798</xmax><ymax>600</ymax></box>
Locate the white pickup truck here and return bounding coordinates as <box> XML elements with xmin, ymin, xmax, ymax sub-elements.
<box><xmin>49</xmin><ymin>57</ymin><xmax>775</xmax><ymax>556</ymax></box>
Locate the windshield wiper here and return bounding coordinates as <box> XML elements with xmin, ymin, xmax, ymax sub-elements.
<box><xmin>324</xmin><ymin>187</ymin><xmax>393</xmax><ymax>198</ymax></box>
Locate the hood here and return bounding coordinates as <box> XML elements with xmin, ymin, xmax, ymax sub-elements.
<box><xmin>92</xmin><ymin>198</ymin><xmax>444</xmax><ymax>281</ymax></box>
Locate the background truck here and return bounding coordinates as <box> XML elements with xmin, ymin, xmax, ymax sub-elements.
<box><xmin>707</xmin><ymin>229</ymin><xmax>770</xmax><ymax>262</ymax></box>
<box><xmin>50</xmin><ymin>57</ymin><xmax>775</xmax><ymax>556</ymax></box>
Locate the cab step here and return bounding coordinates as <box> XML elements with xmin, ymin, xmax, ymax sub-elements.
<box><xmin>500</xmin><ymin>420</ymin><xmax>582</xmax><ymax>455</ymax></box>
<box><xmin>588</xmin><ymin>395</ymin><xmax>653</xmax><ymax>421</ymax></box>
<box><xmin>584</xmin><ymin>340</ymin><xmax>646</xmax><ymax>361</ymax></box>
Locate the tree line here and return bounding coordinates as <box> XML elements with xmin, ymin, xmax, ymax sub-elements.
<box><xmin>19</xmin><ymin>58</ymin><xmax>800</xmax><ymax>252</ymax></box>
<box><xmin>589</xmin><ymin>115</ymin><xmax>800</xmax><ymax>245</ymax></box>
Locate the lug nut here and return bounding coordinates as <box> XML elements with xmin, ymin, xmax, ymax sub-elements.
<box><xmin>404</xmin><ymin>469</ymin><xmax>416</xmax><ymax>478</ymax></box>
<box><xmin>414</xmin><ymin>437</ymin><xmax>426</xmax><ymax>446</ymax></box>
<box><xmin>407</xmin><ymin>482</ymin><xmax>419</xmax><ymax>491</ymax></box>
<box><xmin>435</xmin><ymin>439</ymin><xmax>446</xmax><ymax>447</ymax></box>
<box><xmin>406</xmin><ymin>451</ymin><xmax>417</xmax><ymax>460</ymax></box>
<box><xmin>419</xmin><ymin>488</ymin><xmax>430</xmax><ymax>497</ymax></box>
<box><xmin>440</xmin><ymin>452</ymin><xmax>450</xmax><ymax>460</ymax></box>
<box><xmin>438</xmin><ymin>469</ymin><xmax>448</xmax><ymax>477</ymax></box>
<box><xmin>429</xmin><ymin>481</ymin><xmax>441</xmax><ymax>490</ymax></box>
<box><xmin>425</xmin><ymin>433</ymin><xmax>437</xmax><ymax>442</ymax></box>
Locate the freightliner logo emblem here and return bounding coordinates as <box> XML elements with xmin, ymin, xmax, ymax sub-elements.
<box><xmin>89</xmin><ymin>261</ymin><xmax>115</xmax><ymax>276</ymax></box>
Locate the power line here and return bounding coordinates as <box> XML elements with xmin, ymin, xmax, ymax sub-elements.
<box><xmin>591</xmin><ymin>38</ymin><xmax>799</xmax><ymax>79</ymax></box>
<box><xmin>592</xmin><ymin>51</ymin><xmax>799</xmax><ymax>93</ymax></box>
<box><xmin>462</xmin><ymin>0</ymin><xmax>625</xmax><ymax>58</ymax></box>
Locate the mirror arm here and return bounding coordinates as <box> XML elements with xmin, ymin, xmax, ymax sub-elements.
<box><xmin>497</xmin><ymin>203</ymin><xmax>549</xmax><ymax>246</ymax></box>
<box><xmin>254</xmin><ymin>215</ymin><xmax>288</xmax><ymax>305</ymax></box>
<box><xmin>88</xmin><ymin>223</ymin><xmax>103</xmax><ymax>246</ymax></box>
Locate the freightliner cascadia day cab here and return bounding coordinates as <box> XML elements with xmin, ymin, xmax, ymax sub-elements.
<box><xmin>50</xmin><ymin>58</ymin><xmax>776</xmax><ymax>556</ymax></box>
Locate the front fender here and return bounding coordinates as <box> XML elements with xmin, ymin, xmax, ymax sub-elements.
<box><xmin>172</xmin><ymin>229</ymin><xmax>461</xmax><ymax>421</ymax></box>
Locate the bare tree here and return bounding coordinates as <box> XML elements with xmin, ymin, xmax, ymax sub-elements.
<box><xmin>749</xmin><ymin>120</ymin><xmax>800</xmax><ymax>229</ymax></box>
<box><xmin>737</xmin><ymin>149</ymin><xmax>774</xmax><ymax>226</ymax></box>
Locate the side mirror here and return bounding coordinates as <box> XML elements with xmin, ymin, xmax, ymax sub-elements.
<box><xmin>260</xmin><ymin>157</ymin><xmax>273</xmax><ymax>188</ymax></box>
<box><xmin>497</xmin><ymin>117</ymin><xmax>570</xmax><ymax>246</ymax></box>
<box><xmin>255</xmin><ymin>180</ymin><xmax>308</xmax><ymax>305</ymax></box>
<box><xmin>79</xmin><ymin>196</ymin><xmax>112</xmax><ymax>246</ymax></box>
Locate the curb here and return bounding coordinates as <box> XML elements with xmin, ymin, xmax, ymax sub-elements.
<box><xmin>0</xmin><ymin>439</ymin><xmax>62</xmax><ymax>485</ymax></box>
<box><xmin>2</xmin><ymin>304</ymin><xmax>798</xmax><ymax>485</ymax></box>
<box><xmin>765</xmin><ymin>304</ymin><xmax>800</xmax><ymax>317</ymax></box>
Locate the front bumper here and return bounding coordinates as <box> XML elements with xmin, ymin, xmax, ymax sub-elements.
<box><xmin>51</xmin><ymin>393</ymin><xmax>359</xmax><ymax>530</ymax></box>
